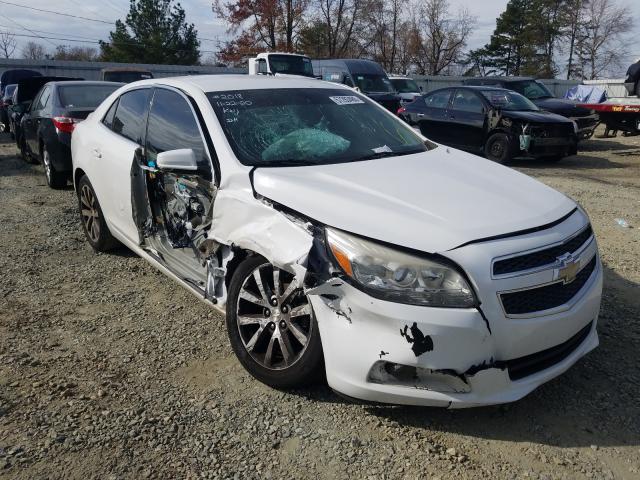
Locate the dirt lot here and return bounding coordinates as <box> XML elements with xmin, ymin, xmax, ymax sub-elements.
<box><xmin>1</xmin><ymin>128</ymin><xmax>639</xmax><ymax>480</ymax></box>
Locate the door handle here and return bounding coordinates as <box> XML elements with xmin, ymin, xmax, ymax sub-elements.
<box><xmin>92</xmin><ymin>148</ymin><xmax>102</xmax><ymax>159</ymax></box>
<box><xmin>417</xmin><ymin>113</ymin><xmax>425</xmax><ymax>117</ymax></box>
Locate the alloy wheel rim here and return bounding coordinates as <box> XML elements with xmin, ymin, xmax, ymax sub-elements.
<box><xmin>491</xmin><ymin>140</ymin><xmax>504</xmax><ymax>158</ymax></box>
<box><xmin>80</xmin><ymin>185</ymin><xmax>100</xmax><ymax>243</ymax></box>
<box><xmin>236</xmin><ymin>263</ymin><xmax>312</xmax><ymax>370</ymax></box>
<box><xmin>43</xmin><ymin>150</ymin><xmax>51</xmax><ymax>181</ymax></box>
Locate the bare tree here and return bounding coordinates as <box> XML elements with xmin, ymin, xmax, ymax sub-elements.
<box><xmin>365</xmin><ymin>0</ymin><xmax>403</xmax><ymax>72</ymax></box>
<box><xmin>574</xmin><ymin>0</ymin><xmax>632</xmax><ymax>79</ymax></box>
<box><xmin>53</xmin><ymin>45</ymin><xmax>98</xmax><ymax>61</ymax></box>
<box><xmin>410</xmin><ymin>0</ymin><xmax>475</xmax><ymax>75</ymax></box>
<box><xmin>22</xmin><ymin>41</ymin><xmax>47</xmax><ymax>60</ymax></box>
<box><xmin>562</xmin><ymin>0</ymin><xmax>587</xmax><ymax>79</ymax></box>
<box><xmin>0</xmin><ymin>32</ymin><xmax>17</xmax><ymax>58</ymax></box>
<box><xmin>319</xmin><ymin>0</ymin><xmax>362</xmax><ymax>57</ymax></box>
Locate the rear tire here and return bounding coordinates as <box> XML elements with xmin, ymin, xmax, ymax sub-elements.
<box><xmin>485</xmin><ymin>133</ymin><xmax>514</xmax><ymax>163</ymax></box>
<box><xmin>77</xmin><ymin>175</ymin><xmax>118</xmax><ymax>252</ymax></box>
<box><xmin>19</xmin><ymin>136</ymin><xmax>36</xmax><ymax>164</ymax></box>
<box><xmin>226</xmin><ymin>255</ymin><xmax>324</xmax><ymax>389</ymax></box>
<box><xmin>42</xmin><ymin>145</ymin><xmax>67</xmax><ymax>189</ymax></box>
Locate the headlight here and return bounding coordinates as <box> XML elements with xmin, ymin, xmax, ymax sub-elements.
<box><xmin>326</xmin><ymin>228</ymin><xmax>476</xmax><ymax>308</ymax></box>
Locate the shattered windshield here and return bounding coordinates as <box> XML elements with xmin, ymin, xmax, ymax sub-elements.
<box><xmin>208</xmin><ymin>88</ymin><xmax>431</xmax><ymax>167</ymax></box>
<box><xmin>509</xmin><ymin>80</ymin><xmax>553</xmax><ymax>99</ymax></box>
<box><xmin>479</xmin><ymin>90</ymin><xmax>540</xmax><ymax>111</ymax></box>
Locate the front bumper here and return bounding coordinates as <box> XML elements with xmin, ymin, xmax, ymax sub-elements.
<box><xmin>570</xmin><ymin>114</ymin><xmax>599</xmax><ymax>140</ymax></box>
<box><xmin>312</xmin><ymin>211</ymin><xmax>602</xmax><ymax>407</ymax></box>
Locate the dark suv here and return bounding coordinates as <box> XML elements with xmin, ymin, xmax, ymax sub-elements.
<box><xmin>464</xmin><ymin>76</ymin><xmax>599</xmax><ymax>140</ymax></box>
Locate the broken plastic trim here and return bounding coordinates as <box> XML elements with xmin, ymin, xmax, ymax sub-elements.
<box><xmin>367</xmin><ymin>360</ymin><xmax>471</xmax><ymax>393</ymax></box>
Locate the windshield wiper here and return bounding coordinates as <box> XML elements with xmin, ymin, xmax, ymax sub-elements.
<box><xmin>257</xmin><ymin>159</ymin><xmax>320</xmax><ymax>167</ymax></box>
<box><xmin>355</xmin><ymin>148</ymin><xmax>424</xmax><ymax>161</ymax></box>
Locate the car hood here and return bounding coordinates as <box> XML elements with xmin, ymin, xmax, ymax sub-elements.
<box><xmin>502</xmin><ymin>109</ymin><xmax>573</xmax><ymax>124</ymax></box>
<box><xmin>532</xmin><ymin>97</ymin><xmax>593</xmax><ymax>117</ymax></box>
<box><xmin>252</xmin><ymin>148</ymin><xmax>575</xmax><ymax>253</ymax></box>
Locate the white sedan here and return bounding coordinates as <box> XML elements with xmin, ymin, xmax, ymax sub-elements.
<box><xmin>71</xmin><ymin>75</ymin><xmax>602</xmax><ymax>407</ymax></box>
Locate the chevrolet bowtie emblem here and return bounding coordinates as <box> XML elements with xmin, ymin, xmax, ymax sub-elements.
<box><xmin>556</xmin><ymin>253</ymin><xmax>580</xmax><ymax>284</ymax></box>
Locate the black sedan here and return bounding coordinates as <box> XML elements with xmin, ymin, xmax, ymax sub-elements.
<box><xmin>21</xmin><ymin>81</ymin><xmax>122</xmax><ymax>188</ymax></box>
<box><xmin>463</xmin><ymin>77</ymin><xmax>598</xmax><ymax>140</ymax></box>
<box><xmin>398</xmin><ymin>86</ymin><xmax>578</xmax><ymax>163</ymax></box>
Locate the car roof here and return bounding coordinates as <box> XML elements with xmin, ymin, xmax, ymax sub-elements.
<box><xmin>466</xmin><ymin>76</ymin><xmax>534</xmax><ymax>82</ymax></box>
<box><xmin>312</xmin><ymin>59</ymin><xmax>387</xmax><ymax>75</ymax></box>
<box><xmin>49</xmin><ymin>81</ymin><xmax>125</xmax><ymax>88</ymax></box>
<box><xmin>427</xmin><ymin>86</ymin><xmax>511</xmax><ymax>94</ymax></box>
<box><xmin>127</xmin><ymin>74</ymin><xmax>350</xmax><ymax>93</ymax></box>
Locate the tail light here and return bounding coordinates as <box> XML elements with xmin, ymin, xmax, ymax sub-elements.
<box><xmin>53</xmin><ymin>116</ymin><xmax>81</xmax><ymax>134</ymax></box>
<box><xmin>397</xmin><ymin>106</ymin><xmax>406</xmax><ymax>115</ymax></box>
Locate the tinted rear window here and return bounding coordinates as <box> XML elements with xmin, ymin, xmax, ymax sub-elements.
<box><xmin>58</xmin><ymin>85</ymin><xmax>121</xmax><ymax>109</ymax></box>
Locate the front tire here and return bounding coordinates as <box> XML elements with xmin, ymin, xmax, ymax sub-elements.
<box><xmin>226</xmin><ymin>255</ymin><xmax>323</xmax><ymax>389</ymax></box>
<box><xmin>42</xmin><ymin>145</ymin><xmax>67</xmax><ymax>189</ymax></box>
<box><xmin>485</xmin><ymin>133</ymin><xmax>514</xmax><ymax>163</ymax></box>
<box><xmin>77</xmin><ymin>175</ymin><xmax>118</xmax><ymax>252</ymax></box>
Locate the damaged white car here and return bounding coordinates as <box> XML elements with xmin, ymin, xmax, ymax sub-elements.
<box><xmin>71</xmin><ymin>75</ymin><xmax>602</xmax><ymax>407</ymax></box>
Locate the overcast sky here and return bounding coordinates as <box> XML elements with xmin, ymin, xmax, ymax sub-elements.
<box><xmin>1</xmin><ymin>0</ymin><xmax>639</xmax><ymax>73</ymax></box>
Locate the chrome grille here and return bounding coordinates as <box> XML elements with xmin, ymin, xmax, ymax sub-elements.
<box><xmin>493</xmin><ymin>225</ymin><xmax>593</xmax><ymax>276</ymax></box>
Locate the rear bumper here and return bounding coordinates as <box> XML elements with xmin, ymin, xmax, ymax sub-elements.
<box><xmin>48</xmin><ymin>139</ymin><xmax>72</xmax><ymax>173</ymax></box>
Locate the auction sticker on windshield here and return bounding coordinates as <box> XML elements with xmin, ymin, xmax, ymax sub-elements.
<box><xmin>329</xmin><ymin>96</ymin><xmax>365</xmax><ymax>105</ymax></box>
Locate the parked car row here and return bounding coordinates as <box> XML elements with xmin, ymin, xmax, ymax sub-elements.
<box><xmin>66</xmin><ymin>74</ymin><xmax>602</xmax><ymax>408</ymax></box>
<box><xmin>0</xmin><ymin>68</ymin><xmax>123</xmax><ymax>188</ymax></box>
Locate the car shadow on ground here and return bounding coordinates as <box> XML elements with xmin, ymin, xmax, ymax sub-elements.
<box><xmin>356</xmin><ymin>264</ymin><xmax>640</xmax><ymax>449</ymax></box>
<box><xmin>514</xmin><ymin>153</ymin><xmax>628</xmax><ymax>171</ymax></box>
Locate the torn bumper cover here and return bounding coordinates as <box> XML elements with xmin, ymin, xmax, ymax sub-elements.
<box><xmin>309</xmin><ymin>260</ymin><xmax>601</xmax><ymax>408</ymax></box>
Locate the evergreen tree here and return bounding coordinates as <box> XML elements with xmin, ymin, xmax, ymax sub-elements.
<box><xmin>100</xmin><ymin>0</ymin><xmax>200</xmax><ymax>65</ymax></box>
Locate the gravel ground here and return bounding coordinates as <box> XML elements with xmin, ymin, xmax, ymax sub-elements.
<box><xmin>1</xmin><ymin>128</ymin><xmax>639</xmax><ymax>480</ymax></box>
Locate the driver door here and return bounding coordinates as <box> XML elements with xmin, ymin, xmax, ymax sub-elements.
<box><xmin>134</xmin><ymin>87</ymin><xmax>217</xmax><ymax>282</ymax></box>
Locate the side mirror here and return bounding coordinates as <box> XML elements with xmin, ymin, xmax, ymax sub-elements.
<box><xmin>156</xmin><ymin>149</ymin><xmax>198</xmax><ymax>171</ymax></box>
<box><xmin>419</xmin><ymin>86</ymin><xmax>424</xmax><ymax>92</ymax></box>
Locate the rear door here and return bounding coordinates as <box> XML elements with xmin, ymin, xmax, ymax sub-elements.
<box><xmin>418</xmin><ymin>89</ymin><xmax>453</xmax><ymax>143</ymax></box>
<box><xmin>93</xmin><ymin>87</ymin><xmax>152</xmax><ymax>242</ymax></box>
<box><xmin>448</xmin><ymin>89</ymin><xmax>487</xmax><ymax>152</ymax></box>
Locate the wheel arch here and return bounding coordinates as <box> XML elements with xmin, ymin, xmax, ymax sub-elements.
<box><xmin>73</xmin><ymin>167</ymin><xmax>86</xmax><ymax>192</ymax></box>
